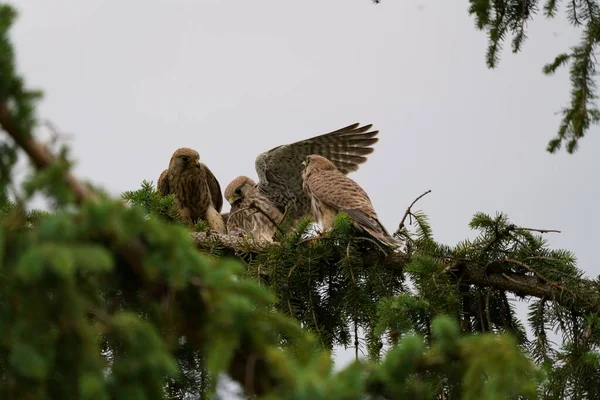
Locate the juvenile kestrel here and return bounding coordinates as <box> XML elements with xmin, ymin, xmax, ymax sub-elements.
<box><xmin>224</xmin><ymin>176</ymin><xmax>285</xmax><ymax>242</ymax></box>
<box><xmin>157</xmin><ymin>147</ymin><xmax>226</xmax><ymax>233</ymax></box>
<box><xmin>253</xmin><ymin>122</ymin><xmax>379</xmax><ymax>221</ymax></box>
<box><xmin>301</xmin><ymin>154</ymin><xmax>399</xmax><ymax>247</ymax></box>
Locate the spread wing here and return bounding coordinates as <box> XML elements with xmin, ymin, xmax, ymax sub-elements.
<box><xmin>157</xmin><ymin>169</ymin><xmax>170</xmax><ymax>196</ymax></box>
<box><xmin>201</xmin><ymin>163</ymin><xmax>223</xmax><ymax>212</ymax></box>
<box><xmin>254</xmin><ymin>122</ymin><xmax>379</xmax><ymax>210</ymax></box>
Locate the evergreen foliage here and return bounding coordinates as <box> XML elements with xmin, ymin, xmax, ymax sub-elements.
<box><xmin>467</xmin><ymin>0</ymin><xmax>600</xmax><ymax>154</ymax></box>
<box><xmin>1</xmin><ymin>3</ymin><xmax>600</xmax><ymax>399</ymax></box>
<box><xmin>373</xmin><ymin>0</ymin><xmax>600</xmax><ymax>154</ymax></box>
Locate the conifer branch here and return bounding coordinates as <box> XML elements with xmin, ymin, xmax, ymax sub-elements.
<box><xmin>457</xmin><ymin>262</ymin><xmax>600</xmax><ymax>314</ymax></box>
<box><xmin>188</xmin><ymin>231</ymin><xmax>600</xmax><ymax>315</ymax></box>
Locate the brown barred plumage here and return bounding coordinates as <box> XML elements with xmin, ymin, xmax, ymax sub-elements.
<box><xmin>224</xmin><ymin>176</ymin><xmax>284</xmax><ymax>242</ymax></box>
<box><xmin>157</xmin><ymin>147</ymin><xmax>226</xmax><ymax>233</ymax></box>
<box><xmin>301</xmin><ymin>154</ymin><xmax>399</xmax><ymax>248</ymax></box>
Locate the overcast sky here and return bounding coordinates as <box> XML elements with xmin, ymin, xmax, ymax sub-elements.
<box><xmin>8</xmin><ymin>0</ymin><xmax>600</xmax><ymax>391</ymax></box>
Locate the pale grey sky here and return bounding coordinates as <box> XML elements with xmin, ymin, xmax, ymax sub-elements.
<box><xmin>8</xmin><ymin>0</ymin><xmax>600</xmax><ymax>390</ymax></box>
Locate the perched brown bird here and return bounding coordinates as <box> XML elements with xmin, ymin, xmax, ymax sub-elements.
<box><xmin>157</xmin><ymin>147</ymin><xmax>226</xmax><ymax>233</ymax></box>
<box><xmin>301</xmin><ymin>154</ymin><xmax>399</xmax><ymax>247</ymax></box>
<box><xmin>252</xmin><ymin>122</ymin><xmax>379</xmax><ymax>221</ymax></box>
<box><xmin>224</xmin><ymin>176</ymin><xmax>285</xmax><ymax>241</ymax></box>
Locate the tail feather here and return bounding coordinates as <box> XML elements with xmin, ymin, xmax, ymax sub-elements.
<box><xmin>364</xmin><ymin>225</ymin><xmax>401</xmax><ymax>248</ymax></box>
<box><xmin>342</xmin><ymin>208</ymin><xmax>401</xmax><ymax>248</ymax></box>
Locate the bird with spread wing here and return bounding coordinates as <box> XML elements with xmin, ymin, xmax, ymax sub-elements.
<box><xmin>223</xmin><ymin>122</ymin><xmax>379</xmax><ymax>240</ymax></box>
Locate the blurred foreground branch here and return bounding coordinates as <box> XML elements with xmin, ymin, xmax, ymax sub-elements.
<box><xmin>0</xmin><ymin>94</ymin><xmax>287</xmax><ymax>398</ymax></box>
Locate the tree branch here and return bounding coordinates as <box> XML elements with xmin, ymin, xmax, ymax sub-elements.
<box><xmin>394</xmin><ymin>189</ymin><xmax>432</xmax><ymax>235</ymax></box>
<box><xmin>0</xmin><ymin>102</ymin><xmax>97</xmax><ymax>204</ymax></box>
<box><xmin>514</xmin><ymin>226</ymin><xmax>562</xmax><ymax>234</ymax></box>
<box><xmin>188</xmin><ymin>232</ymin><xmax>600</xmax><ymax>315</ymax></box>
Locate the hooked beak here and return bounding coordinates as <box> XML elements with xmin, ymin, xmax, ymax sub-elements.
<box><xmin>194</xmin><ymin>160</ymin><xmax>201</xmax><ymax>169</ymax></box>
<box><xmin>301</xmin><ymin>160</ymin><xmax>307</xmax><ymax>168</ymax></box>
<box><xmin>227</xmin><ymin>195</ymin><xmax>240</xmax><ymax>205</ymax></box>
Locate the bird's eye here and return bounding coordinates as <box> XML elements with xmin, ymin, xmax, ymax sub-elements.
<box><xmin>235</xmin><ymin>188</ymin><xmax>242</xmax><ymax>195</ymax></box>
<box><xmin>181</xmin><ymin>156</ymin><xmax>189</xmax><ymax>162</ymax></box>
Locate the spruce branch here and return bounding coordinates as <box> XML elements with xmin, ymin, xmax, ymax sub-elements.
<box><xmin>462</xmin><ymin>0</ymin><xmax>600</xmax><ymax>153</ymax></box>
<box><xmin>187</xmin><ymin>231</ymin><xmax>600</xmax><ymax>315</ymax></box>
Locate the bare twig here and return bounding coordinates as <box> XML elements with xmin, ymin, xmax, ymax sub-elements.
<box><xmin>515</xmin><ymin>226</ymin><xmax>562</xmax><ymax>234</ymax></box>
<box><xmin>394</xmin><ymin>189</ymin><xmax>432</xmax><ymax>236</ymax></box>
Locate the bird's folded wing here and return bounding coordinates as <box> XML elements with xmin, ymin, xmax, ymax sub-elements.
<box><xmin>201</xmin><ymin>163</ymin><xmax>224</xmax><ymax>212</ymax></box>
<box><xmin>157</xmin><ymin>169</ymin><xmax>170</xmax><ymax>196</ymax></box>
<box><xmin>340</xmin><ymin>208</ymin><xmax>391</xmax><ymax>236</ymax></box>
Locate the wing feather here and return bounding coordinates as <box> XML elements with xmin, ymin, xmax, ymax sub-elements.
<box><xmin>341</xmin><ymin>208</ymin><xmax>390</xmax><ymax>236</ymax></box>
<box><xmin>201</xmin><ymin>163</ymin><xmax>224</xmax><ymax>212</ymax></box>
<box><xmin>254</xmin><ymin>122</ymin><xmax>379</xmax><ymax>214</ymax></box>
<box><xmin>157</xmin><ymin>169</ymin><xmax>170</xmax><ymax>196</ymax></box>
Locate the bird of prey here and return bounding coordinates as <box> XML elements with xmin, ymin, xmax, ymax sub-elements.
<box><xmin>223</xmin><ymin>176</ymin><xmax>284</xmax><ymax>242</ymax></box>
<box><xmin>157</xmin><ymin>147</ymin><xmax>226</xmax><ymax>233</ymax></box>
<box><xmin>251</xmin><ymin>122</ymin><xmax>379</xmax><ymax>222</ymax></box>
<box><xmin>301</xmin><ymin>154</ymin><xmax>399</xmax><ymax>247</ymax></box>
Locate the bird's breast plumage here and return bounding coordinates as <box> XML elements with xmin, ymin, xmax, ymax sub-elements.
<box><xmin>169</xmin><ymin>168</ymin><xmax>210</xmax><ymax>221</ymax></box>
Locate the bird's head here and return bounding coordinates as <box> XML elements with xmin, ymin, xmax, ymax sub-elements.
<box><xmin>301</xmin><ymin>154</ymin><xmax>336</xmax><ymax>176</ymax></box>
<box><xmin>224</xmin><ymin>175</ymin><xmax>257</xmax><ymax>206</ymax></box>
<box><xmin>169</xmin><ymin>147</ymin><xmax>201</xmax><ymax>172</ymax></box>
